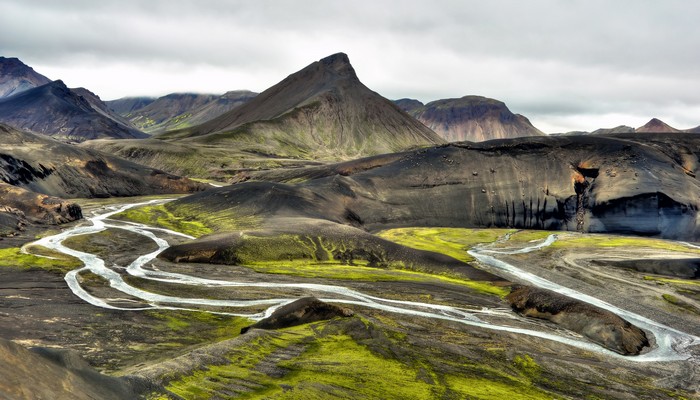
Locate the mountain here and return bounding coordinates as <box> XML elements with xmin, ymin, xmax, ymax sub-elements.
<box><xmin>0</xmin><ymin>57</ymin><xmax>51</xmax><ymax>98</ymax></box>
<box><xmin>404</xmin><ymin>96</ymin><xmax>545</xmax><ymax>142</ymax></box>
<box><xmin>107</xmin><ymin>90</ymin><xmax>258</xmax><ymax>133</ymax></box>
<box><xmin>0</xmin><ymin>80</ymin><xmax>146</xmax><ymax>142</ymax></box>
<box><xmin>393</xmin><ymin>98</ymin><xmax>424</xmax><ymax>113</ymax></box>
<box><xmin>105</xmin><ymin>96</ymin><xmax>156</xmax><ymax>115</ymax></box>
<box><xmin>591</xmin><ymin>125</ymin><xmax>635</xmax><ymax>135</ymax></box>
<box><xmin>84</xmin><ymin>53</ymin><xmax>444</xmax><ymax>178</ymax></box>
<box><xmin>636</xmin><ymin>118</ymin><xmax>681</xmax><ymax>133</ymax></box>
<box><xmin>687</xmin><ymin>125</ymin><xmax>700</xmax><ymax>133</ymax></box>
<box><xmin>167</xmin><ymin>132</ymin><xmax>700</xmax><ymax>241</ymax></box>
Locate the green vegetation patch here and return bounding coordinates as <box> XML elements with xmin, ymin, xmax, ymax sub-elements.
<box><xmin>0</xmin><ymin>246</ymin><xmax>81</xmax><ymax>273</ymax></box>
<box><xmin>377</xmin><ymin>227</ymin><xmax>509</xmax><ymax>263</ymax></box>
<box><xmin>162</xmin><ymin>318</ymin><xmax>558</xmax><ymax>400</ymax></box>
<box><xmin>552</xmin><ymin>235</ymin><xmax>700</xmax><ymax>253</ymax></box>
<box><xmin>113</xmin><ymin>204</ymin><xmax>212</xmax><ymax>237</ymax></box>
<box><xmin>644</xmin><ymin>276</ymin><xmax>700</xmax><ymax>287</ymax></box>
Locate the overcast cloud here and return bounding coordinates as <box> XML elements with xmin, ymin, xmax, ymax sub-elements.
<box><xmin>1</xmin><ymin>0</ymin><xmax>699</xmax><ymax>132</ymax></box>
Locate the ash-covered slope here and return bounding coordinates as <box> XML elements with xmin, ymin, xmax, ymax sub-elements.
<box><xmin>0</xmin><ymin>57</ymin><xmax>51</xmax><ymax>98</ymax></box>
<box><xmin>106</xmin><ymin>96</ymin><xmax>156</xmax><ymax>114</ymax></box>
<box><xmin>0</xmin><ymin>80</ymin><xmax>146</xmax><ymax>142</ymax></box>
<box><xmin>161</xmin><ymin>52</ymin><xmax>444</xmax><ymax>158</ymax></box>
<box><xmin>0</xmin><ymin>124</ymin><xmax>205</xmax><ymax>198</ymax></box>
<box><xmin>404</xmin><ymin>96</ymin><xmax>545</xmax><ymax>142</ymax></box>
<box><xmin>170</xmin><ymin>133</ymin><xmax>700</xmax><ymax>240</ymax></box>
<box><xmin>0</xmin><ymin>338</ymin><xmax>144</xmax><ymax>400</ymax></box>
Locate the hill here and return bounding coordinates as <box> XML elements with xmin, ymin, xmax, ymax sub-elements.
<box><xmin>0</xmin><ymin>80</ymin><xmax>146</xmax><ymax>142</ymax></box>
<box><xmin>0</xmin><ymin>56</ymin><xmax>51</xmax><ymax>98</ymax></box>
<box><xmin>636</xmin><ymin>118</ymin><xmax>681</xmax><ymax>133</ymax></box>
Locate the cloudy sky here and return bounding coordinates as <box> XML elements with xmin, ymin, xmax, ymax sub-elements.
<box><xmin>1</xmin><ymin>0</ymin><xmax>699</xmax><ymax>133</ymax></box>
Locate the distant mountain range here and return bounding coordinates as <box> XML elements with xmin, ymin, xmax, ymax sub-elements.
<box><xmin>395</xmin><ymin>95</ymin><xmax>544</xmax><ymax>141</ymax></box>
<box><xmin>558</xmin><ymin>118</ymin><xmax>700</xmax><ymax>136</ymax></box>
<box><xmin>106</xmin><ymin>90</ymin><xmax>258</xmax><ymax>133</ymax></box>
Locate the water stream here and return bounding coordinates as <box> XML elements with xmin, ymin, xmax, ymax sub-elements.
<box><xmin>30</xmin><ymin>199</ymin><xmax>700</xmax><ymax>362</ymax></box>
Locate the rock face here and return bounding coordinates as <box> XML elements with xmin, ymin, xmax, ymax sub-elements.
<box><xmin>636</xmin><ymin>118</ymin><xmax>680</xmax><ymax>133</ymax></box>
<box><xmin>172</xmin><ymin>132</ymin><xmax>700</xmax><ymax>240</ymax></box>
<box><xmin>0</xmin><ymin>338</ymin><xmax>144</xmax><ymax>399</ymax></box>
<box><xmin>241</xmin><ymin>297</ymin><xmax>353</xmax><ymax>334</ymax></box>
<box><xmin>0</xmin><ymin>80</ymin><xmax>146</xmax><ymax>142</ymax></box>
<box><xmin>405</xmin><ymin>95</ymin><xmax>544</xmax><ymax>142</ymax></box>
<box><xmin>506</xmin><ymin>285</ymin><xmax>649</xmax><ymax>355</ymax></box>
<box><xmin>0</xmin><ymin>123</ymin><xmax>206</xmax><ymax>198</ymax></box>
<box><xmin>0</xmin><ymin>57</ymin><xmax>52</xmax><ymax>98</ymax></box>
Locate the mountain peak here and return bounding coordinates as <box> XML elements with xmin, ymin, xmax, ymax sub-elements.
<box><xmin>0</xmin><ymin>57</ymin><xmax>52</xmax><ymax>98</ymax></box>
<box><xmin>636</xmin><ymin>118</ymin><xmax>680</xmax><ymax>133</ymax></box>
<box><xmin>316</xmin><ymin>52</ymin><xmax>357</xmax><ymax>79</ymax></box>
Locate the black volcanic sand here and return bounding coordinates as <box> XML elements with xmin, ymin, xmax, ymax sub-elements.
<box><xmin>175</xmin><ymin>133</ymin><xmax>700</xmax><ymax>241</ymax></box>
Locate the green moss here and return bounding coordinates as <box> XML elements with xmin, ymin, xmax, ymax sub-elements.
<box><xmin>0</xmin><ymin>247</ymin><xmax>81</xmax><ymax>273</ymax></box>
<box><xmin>644</xmin><ymin>276</ymin><xmax>700</xmax><ymax>287</ymax></box>
<box><xmin>113</xmin><ymin>204</ymin><xmax>213</xmax><ymax>237</ymax></box>
<box><xmin>508</xmin><ymin>230</ymin><xmax>555</xmax><ymax>243</ymax></box>
<box><xmin>552</xmin><ymin>235</ymin><xmax>700</xmax><ymax>253</ymax></box>
<box><xmin>164</xmin><ymin>320</ymin><xmax>559</xmax><ymax>400</ymax></box>
<box><xmin>513</xmin><ymin>354</ymin><xmax>541</xmax><ymax>378</ymax></box>
<box><xmin>377</xmin><ymin>227</ymin><xmax>510</xmax><ymax>263</ymax></box>
<box><xmin>145</xmin><ymin>310</ymin><xmax>251</xmax><ymax>345</ymax></box>
<box><xmin>446</xmin><ymin>374</ymin><xmax>557</xmax><ymax>399</ymax></box>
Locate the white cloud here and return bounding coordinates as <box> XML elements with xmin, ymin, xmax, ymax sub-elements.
<box><xmin>2</xmin><ymin>0</ymin><xmax>699</xmax><ymax>132</ymax></box>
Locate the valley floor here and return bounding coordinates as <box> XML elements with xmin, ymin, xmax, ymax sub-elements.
<box><xmin>1</xmin><ymin>196</ymin><xmax>699</xmax><ymax>399</ymax></box>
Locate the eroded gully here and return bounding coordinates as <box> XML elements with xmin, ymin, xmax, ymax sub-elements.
<box><xmin>29</xmin><ymin>200</ymin><xmax>700</xmax><ymax>362</ymax></box>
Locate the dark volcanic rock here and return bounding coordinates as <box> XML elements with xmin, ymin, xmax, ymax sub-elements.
<box><xmin>0</xmin><ymin>57</ymin><xmax>52</xmax><ymax>98</ymax></box>
<box><xmin>0</xmin><ymin>123</ymin><xmax>206</xmax><ymax>198</ymax></box>
<box><xmin>406</xmin><ymin>95</ymin><xmax>544</xmax><ymax>142</ymax></box>
<box><xmin>0</xmin><ymin>80</ymin><xmax>146</xmax><ymax>142</ymax></box>
<box><xmin>0</xmin><ymin>183</ymin><xmax>82</xmax><ymax>227</ymax></box>
<box><xmin>506</xmin><ymin>285</ymin><xmax>649</xmax><ymax>355</ymax></box>
<box><xmin>241</xmin><ymin>297</ymin><xmax>353</xmax><ymax>333</ymax></box>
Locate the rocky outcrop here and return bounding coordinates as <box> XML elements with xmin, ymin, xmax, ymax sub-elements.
<box><xmin>506</xmin><ymin>285</ymin><xmax>649</xmax><ymax>355</ymax></box>
<box><xmin>241</xmin><ymin>297</ymin><xmax>353</xmax><ymax>333</ymax></box>
<box><xmin>0</xmin><ymin>183</ymin><xmax>82</xmax><ymax>234</ymax></box>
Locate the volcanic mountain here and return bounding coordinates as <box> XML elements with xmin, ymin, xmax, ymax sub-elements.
<box><xmin>108</xmin><ymin>90</ymin><xmax>258</xmax><ymax>133</ymax></box>
<box><xmin>399</xmin><ymin>96</ymin><xmax>545</xmax><ymax>142</ymax></box>
<box><xmin>0</xmin><ymin>57</ymin><xmax>51</xmax><ymax>98</ymax></box>
<box><xmin>636</xmin><ymin>118</ymin><xmax>681</xmax><ymax>133</ymax></box>
<box><xmin>84</xmin><ymin>53</ymin><xmax>444</xmax><ymax>178</ymax></box>
<box><xmin>0</xmin><ymin>80</ymin><xmax>146</xmax><ymax>142</ymax></box>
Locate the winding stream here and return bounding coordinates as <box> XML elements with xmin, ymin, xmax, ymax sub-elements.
<box><xmin>30</xmin><ymin>200</ymin><xmax>700</xmax><ymax>362</ymax></box>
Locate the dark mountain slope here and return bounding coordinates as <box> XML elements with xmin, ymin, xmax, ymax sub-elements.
<box><xmin>167</xmin><ymin>133</ymin><xmax>700</xmax><ymax>240</ymax></box>
<box><xmin>106</xmin><ymin>96</ymin><xmax>156</xmax><ymax>114</ymax></box>
<box><xmin>0</xmin><ymin>57</ymin><xmax>51</xmax><ymax>98</ymax></box>
<box><xmin>0</xmin><ymin>81</ymin><xmax>146</xmax><ymax>142</ymax></box>
<box><xmin>0</xmin><ymin>124</ymin><xmax>204</xmax><ymax>198</ymax></box>
<box><xmin>407</xmin><ymin>96</ymin><xmax>545</xmax><ymax>142</ymax></box>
